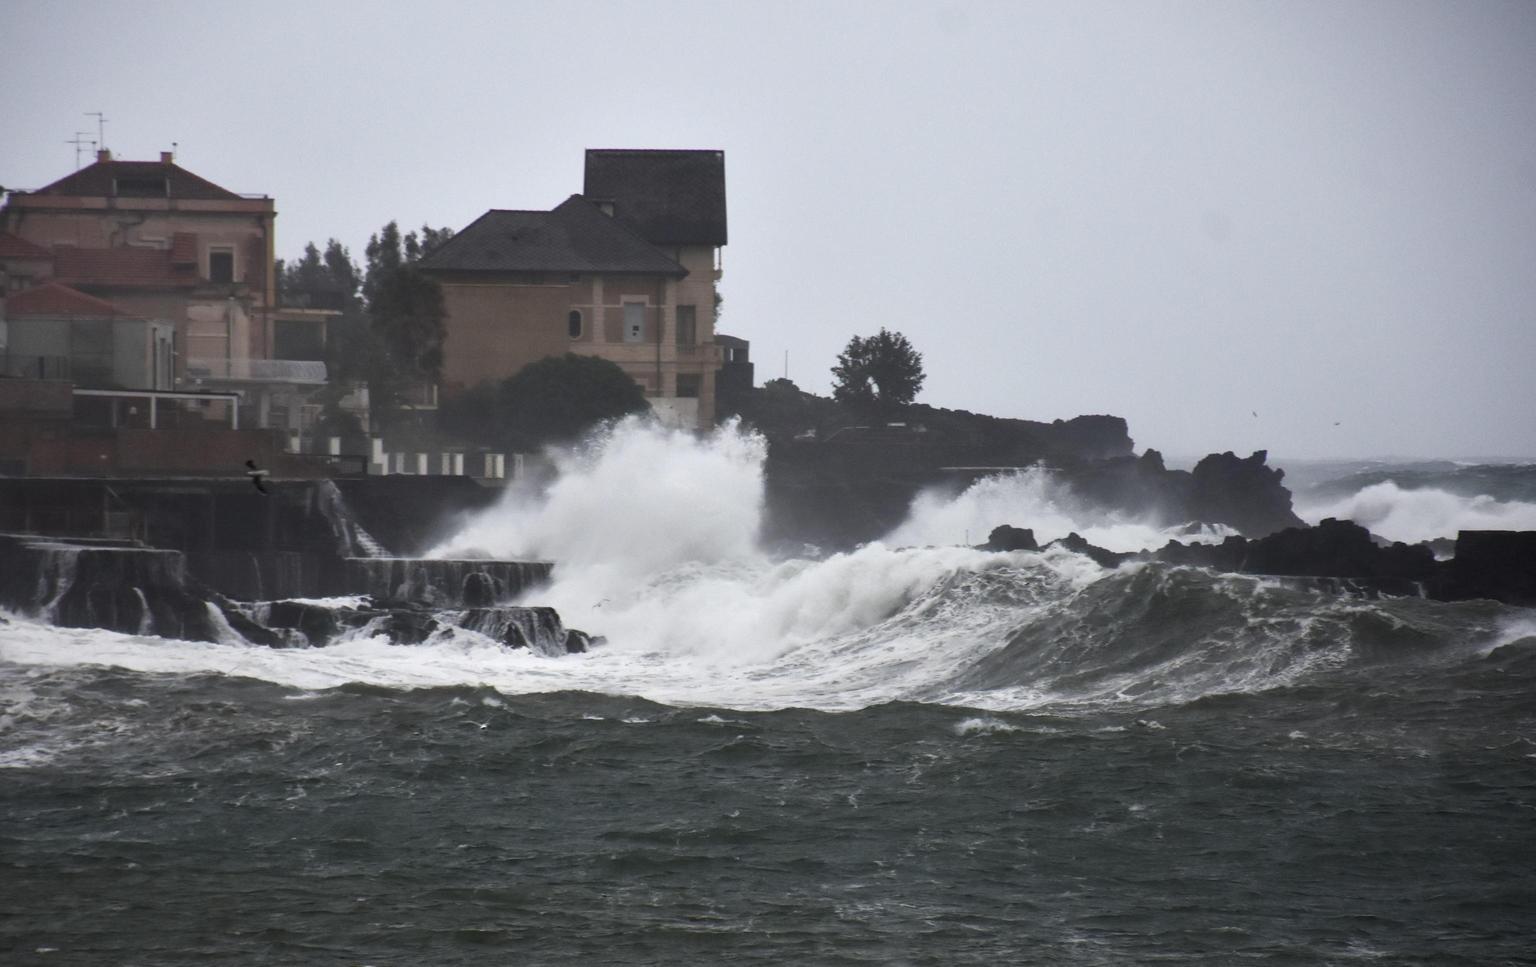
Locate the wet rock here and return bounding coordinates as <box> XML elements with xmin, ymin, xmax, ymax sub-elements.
<box><xmin>1240</xmin><ymin>518</ymin><xmax>1437</xmax><ymax>580</ymax></box>
<box><xmin>250</xmin><ymin>600</ymin><xmax>343</xmax><ymax>646</ymax></box>
<box><xmin>985</xmin><ymin>525</ymin><xmax>1038</xmax><ymax>552</ymax></box>
<box><xmin>1044</xmin><ymin>532</ymin><xmax>1133</xmax><ymax>569</ymax></box>
<box><xmin>1188</xmin><ymin>450</ymin><xmax>1304</xmax><ymax>537</ymax></box>
<box><xmin>1433</xmin><ymin>530</ymin><xmax>1536</xmax><ymax>606</ymax></box>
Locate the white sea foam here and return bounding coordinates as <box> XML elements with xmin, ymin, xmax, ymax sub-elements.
<box><xmin>887</xmin><ymin>467</ymin><xmax>1232</xmax><ymax>553</ymax></box>
<box><xmin>0</xmin><ymin>424</ymin><xmax>1488</xmax><ymax>715</ymax></box>
<box><xmin>1480</xmin><ymin>616</ymin><xmax>1536</xmax><ymax>657</ymax></box>
<box><xmin>430</xmin><ymin>417</ymin><xmax>766</xmax><ymax>579</ymax></box>
<box><xmin>1298</xmin><ymin>481</ymin><xmax>1536</xmax><ymax>544</ymax></box>
<box><xmin>954</xmin><ymin>717</ymin><xmax>1019</xmax><ymax>736</ymax></box>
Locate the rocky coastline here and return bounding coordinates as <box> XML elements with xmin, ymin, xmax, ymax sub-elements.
<box><xmin>981</xmin><ymin>519</ymin><xmax>1536</xmax><ymax>608</ymax></box>
<box><xmin>2</xmin><ymin>395</ymin><xmax>1532</xmax><ymax>646</ymax></box>
<box><xmin>0</xmin><ymin>477</ymin><xmax>593</xmax><ymax>654</ymax></box>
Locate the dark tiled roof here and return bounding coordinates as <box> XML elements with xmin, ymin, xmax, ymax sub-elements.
<box><xmin>0</xmin><ymin>232</ymin><xmax>52</xmax><ymax>260</ymax></box>
<box><xmin>420</xmin><ymin>196</ymin><xmax>687</xmax><ymax>276</ymax></box>
<box><xmin>53</xmin><ymin>246</ymin><xmax>199</xmax><ymax>288</ymax></box>
<box><xmin>583</xmin><ymin>149</ymin><xmax>727</xmax><ymax>246</ymax></box>
<box><xmin>30</xmin><ymin>158</ymin><xmax>244</xmax><ymax>201</ymax></box>
<box><xmin>6</xmin><ymin>281</ymin><xmax>130</xmax><ymax>317</ymax></box>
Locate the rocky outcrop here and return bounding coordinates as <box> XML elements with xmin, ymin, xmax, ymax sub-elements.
<box><xmin>1156</xmin><ymin>518</ymin><xmax>1438</xmax><ymax>584</ymax></box>
<box><xmin>1434</xmin><ymin>531</ymin><xmax>1536</xmax><ymax>607</ymax></box>
<box><xmin>1187</xmin><ymin>450</ymin><xmax>1304</xmax><ymax>537</ymax></box>
<box><xmin>763</xmin><ymin>445</ymin><xmax>1307</xmax><ymax>551</ymax></box>
<box><xmin>0</xmin><ymin>535</ymin><xmax>221</xmax><ymax>640</ymax></box>
<box><xmin>234</xmin><ymin>599</ymin><xmax>583</xmax><ymax>654</ymax></box>
<box><xmin>345</xmin><ymin>558</ymin><xmax>553</xmax><ymax>608</ymax></box>
<box><xmin>1047</xmin><ymin>449</ymin><xmax>1303</xmax><ymax>539</ymax></box>
<box><xmin>1</xmin><ymin>532</ymin><xmax>590</xmax><ymax>654</ymax></box>
<box><xmin>1042</xmin><ymin>532</ymin><xmax>1133</xmax><ymax>569</ymax></box>
<box><xmin>983</xmin><ymin>518</ymin><xmax>1536</xmax><ymax>607</ymax></box>
<box><xmin>985</xmin><ymin>526</ymin><xmax>1038</xmax><ymax>552</ymax></box>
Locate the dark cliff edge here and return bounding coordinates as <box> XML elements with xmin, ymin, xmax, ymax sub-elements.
<box><xmin>724</xmin><ymin>384</ymin><xmax>1300</xmax><ymax>549</ymax></box>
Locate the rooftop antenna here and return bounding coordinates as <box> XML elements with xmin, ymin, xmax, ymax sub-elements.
<box><xmin>86</xmin><ymin>111</ymin><xmax>107</xmax><ymax>151</ymax></box>
<box><xmin>66</xmin><ymin>132</ymin><xmax>96</xmax><ymax>169</ymax></box>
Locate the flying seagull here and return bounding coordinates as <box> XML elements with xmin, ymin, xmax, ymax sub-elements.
<box><xmin>245</xmin><ymin>459</ymin><xmax>270</xmax><ymax>495</ymax></box>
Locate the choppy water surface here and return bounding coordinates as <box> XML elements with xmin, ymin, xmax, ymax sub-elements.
<box><xmin>4</xmin><ymin>643</ymin><xmax>1534</xmax><ymax>966</ymax></box>
<box><xmin>4</xmin><ymin>427</ymin><xmax>1535</xmax><ymax>964</ymax></box>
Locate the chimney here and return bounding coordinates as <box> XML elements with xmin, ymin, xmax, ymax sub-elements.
<box><xmin>96</xmin><ymin>148</ymin><xmax>112</xmax><ymax>163</ymax></box>
<box><xmin>160</xmin><ymin>151</ymin><xmax>174</xmax><ymax>164</ymax></box>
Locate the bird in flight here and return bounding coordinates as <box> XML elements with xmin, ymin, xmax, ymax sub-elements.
<box><xmin>245</xmin><ymin>459</ymin><xmax>270</xmax><ymax>495</ymax></box>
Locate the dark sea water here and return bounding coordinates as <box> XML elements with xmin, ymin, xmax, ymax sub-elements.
<box><xmin>5</xmin><ymin>590</ymin><xmax>1535</xmax><ymax>965</ymax></box>
<box><xmin>4</xmin><ymin>433</ymin><xmax>1536</xmax><ymax>964</ymax></box>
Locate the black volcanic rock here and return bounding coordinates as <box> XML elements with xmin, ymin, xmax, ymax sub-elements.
<box><xmin>985</xmin><ymin>525</ymin><xmax>1038</xmax><ymax>552</ymax></box>
<box><xmin>252</xmin><ymin>599</ymin><xmax>343</xmax><ymax>646</ymax></box>
<box><xmin>1154</xmin><ymin>519</ymin><xmax>1437</xmax><ymax>584</ymax></box>
<box><xmin>1239</xmin><ymin>518</ymin><xmax>1437</xmax><ymax>580</ymax></box>
<box><xmin>1433</xmin><ymin>530</ymin><xmax>1536</xmax><ymax>606</ymax></box>
<box><xmin>1188</xmin><ymin>450</ymin><xmax>1304</xmax><ymax>537</ymax></box>
<box><xmin>1064</xmin><ymin>450</ymin><xmax>1190</xmax><ymax>523</ymax></box>
<box><xmin>1043</xmin><ymin>532</ymin><xmax>1133</xmax><ymax>569</ymax></box>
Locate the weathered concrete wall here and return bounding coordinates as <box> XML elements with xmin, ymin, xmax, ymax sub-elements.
<box><xmin>0</xmin><ymin>474</ymin><xmax>504</xmax><ymax>598</ymax></box>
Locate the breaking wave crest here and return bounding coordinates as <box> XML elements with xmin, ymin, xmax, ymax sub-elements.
<box><xmin>887</xmin><ymin>467</ymin><xmax>1233</xmax><ymax>552</ymax></box>
<box><xmin>1298</xmin><ymin>481</ymin><xmax>1536</xmax><ymax>544</ymax></box>
<box><xmin>3</xmin><ymin>422</ymin><xmax>1527</xmax><ymax>715</ymax></box>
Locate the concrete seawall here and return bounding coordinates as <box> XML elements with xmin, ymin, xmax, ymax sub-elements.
<box><xmin>0</xmin><ymin>475</ymin><xmax>504</xmax><ymax>599</ymax></box>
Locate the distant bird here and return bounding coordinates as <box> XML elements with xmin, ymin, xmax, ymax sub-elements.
<box><xmin>245</xmin><ymin>459</ymin><xmax>270</xmax><ymax>495</ymax></box>
<box><xmin>1333</xmin><ymin>421</ymin><xmax>1341</xmax><ymax>426</ymax></box>
<box><xmin>1251</xmin><ymin>410</ymin><xmax>1258</xmax><ymax>418</ymax></box>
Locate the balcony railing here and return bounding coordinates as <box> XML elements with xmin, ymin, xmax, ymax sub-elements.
<box><xmin>1</xmin><ymin>354</ymin><xmax>71</xmax><ymax>380</ymax></box>
<box><xmin>184</xmin><ymin>358</ymin><xmax>327</xmax><ymax>383</ymax></box>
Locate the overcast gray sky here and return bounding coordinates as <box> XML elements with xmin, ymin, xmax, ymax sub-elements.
<box><xmin>5</xmin><ymin>0</ymin><xmax>1533</xmax><ymax>459</ymax></box>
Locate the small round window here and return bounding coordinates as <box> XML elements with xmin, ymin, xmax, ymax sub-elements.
<box><xmin>568</xmin><ymin>310</ymin><xmax>583</xmax><ymax>339</ymax></box>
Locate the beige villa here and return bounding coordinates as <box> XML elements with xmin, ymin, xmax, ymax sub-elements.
<box><xmin>420</xmin><ymin>149</ymin><xmax>727</xmax><ymax>430</ymax></box>
<box><xmin>0</xmin><ymin>150</ymin><xmax>332</xmax><ymax>442</ymax></box>
<box><xmin>1</xmin><ymin>149</ymin><xmax>279</xmax><ymax>373</ymax></box>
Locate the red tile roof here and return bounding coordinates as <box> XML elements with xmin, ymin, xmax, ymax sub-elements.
<box><xmin>52</xmin><ymin>246</ymin><xmax>198</xmax><ymax>288</ymax></box>
<box><xmin>0</xmin><ymin>232</ymin><xmax>52</xmax><ymax>260</ymax></box>
<box><xmin>30</xmin><ymin>158</ymin><xmax>244</xmax><ymax>201</ymax></box>
<box><xmin>5</xmin><ymin>281</ymin><xmax>131</xmax><ymax>317</ymax></box>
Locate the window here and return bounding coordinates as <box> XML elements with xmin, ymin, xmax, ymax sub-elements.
<box><xmin>623</xmin><ymin>302</ymin><xmax>646</xmax><ymax>343</ymax></box>
<box><xmin>676</xmin><ymin>373</ymin><xmax>702</xmax><ymax>398</ymax></box>
<box><xmin>676</xmin><ymin>305</ymin><xmax>697</xmax><ymax>346</ymax></box>
<box><xmin>208</xmin><ymin>248</ymin><xmax>235</xmax><ymax>283</ymax></box>
<box><xmin>568</xmin><ymin>310</ymin><xmax>583</xmax><ymax>339</ymax></box>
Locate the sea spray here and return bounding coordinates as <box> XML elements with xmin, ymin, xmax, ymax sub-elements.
<box><xmin>886</xmin><ymin>466</ymin><xmax>1234</xmax><ymax>552</ymax></box>
<box><xmin>1298</xmin><ymin>480</ymin><xmax>1536</xmax><ymax>544</ymax></box>
<box><xmin>6</xmin><ymin>423</ymin><xmax>1529</xmax><ymax>714</ymax></box>
<box><xmin>431</xmin><ymin>417</ymin><xmax>768</xmax><ymax>579</ymax></box>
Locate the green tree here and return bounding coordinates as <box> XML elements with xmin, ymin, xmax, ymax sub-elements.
<box><xmin>277</xmin><ymin>223</ymin><xmax>456</xmax><ymax>432</ymax></box>
<box><xmin>274</xmin><ymin>239</ymin><xmax>369</xmax><ymax>441</ymax></box>
<box><xmin>439</xmin><ymin>354</ymin><xmax>648</xmax><ymax>451</ymax></box>
<box><xmin>831</xmin><ymin>328</ymin><xmax>926</xmax><ymax>414</ymax></box>
<box><xmin>361</xmin><ymin>221</ymin><xmax>454</xmax><ymax>427</ymax></box>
